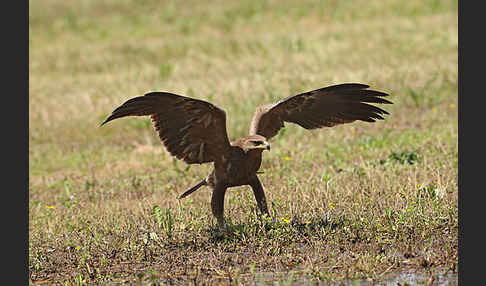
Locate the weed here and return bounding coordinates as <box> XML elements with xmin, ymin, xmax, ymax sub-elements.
<box><xmin>381</xmin><ymin>151</ymin><xmax>422</xmax><ymax>165</ymax></box>
<box><xmin>153</xmin><ymin>205</ymin><xmax>173</xmax><ymax>239</ymax></box>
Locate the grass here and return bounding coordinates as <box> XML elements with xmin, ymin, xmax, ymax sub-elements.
<box><xmin>29</xmin><ymin>0</ymin><xmax>458</xmax><ymax>284</ymax></box>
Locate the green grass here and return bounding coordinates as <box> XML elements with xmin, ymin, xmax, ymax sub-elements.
<box><xmin>29</xmin><ymin>0</ymin><xmax>457</xmax><ymax>284</ymax></box>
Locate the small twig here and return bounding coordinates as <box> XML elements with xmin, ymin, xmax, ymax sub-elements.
<box><xmin>377</xmin><ymin>263</ymin><xmax>396</xmax><ymax>278</ymax></box>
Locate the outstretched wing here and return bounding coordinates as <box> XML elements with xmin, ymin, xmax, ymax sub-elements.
<box><xmin>101</xmin><ymin>92</ymin><xmax>231</xmax><ymax>164</ymax></box>
<box><xmin>249</xmin><ymin>83</ymin><xmax>392</xmax><ymax>140</ymax></box>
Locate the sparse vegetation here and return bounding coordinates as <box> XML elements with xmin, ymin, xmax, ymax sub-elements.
<box><xmin>29</xmin><ymin>0</ymin><xmax>457</xmax><ymax>284</ymax></box>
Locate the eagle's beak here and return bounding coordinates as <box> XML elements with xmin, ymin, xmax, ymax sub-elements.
<box><xmin>255</xmin><ymin>141</ymin><xmax>270</xmax><ymax>150</ymax></box>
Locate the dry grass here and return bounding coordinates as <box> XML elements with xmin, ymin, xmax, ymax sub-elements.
<box><xmin>29</xmin><ymin>0</ymin><xmax>457</xmax><ymax>284</ymax></box>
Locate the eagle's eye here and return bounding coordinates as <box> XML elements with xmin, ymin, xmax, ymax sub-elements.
<box><xmin>251</xmin><ymin>140</ymin><xmax>263</xmax><ymax>146</ymax></box>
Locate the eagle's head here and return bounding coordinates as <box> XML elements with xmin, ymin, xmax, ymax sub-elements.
<box><xmin>237</xmin><ymin>134</ymin><xmax>270</xmax><ymax>152</ymax></box>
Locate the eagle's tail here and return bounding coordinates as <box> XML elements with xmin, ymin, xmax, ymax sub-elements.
<box><xmin>179</xmin><ymin>179</ymin><xmax>207</xmax><ymax>199</ymax></box>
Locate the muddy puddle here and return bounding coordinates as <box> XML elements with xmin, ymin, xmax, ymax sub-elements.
<box><xmin>139</xmin><ymin>267</ymin><xmax>457</xmax><ymax>286</ymax></box>
<box><xmin>329</xmin><ymin>267</ymin><xmax>457</xmax><ymax>285</ymax></box>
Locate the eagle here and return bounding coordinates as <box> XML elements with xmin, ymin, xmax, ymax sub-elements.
<box><xmin>101</xmin><ymin>83</ymin><xmax>392</xmax><ymax>228</ymax></box>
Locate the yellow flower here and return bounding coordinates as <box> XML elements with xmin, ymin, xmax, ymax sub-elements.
<box><xmin>46</xmin><ymin>205</ymin><xmax>55</xmax><ymax>210</ymax></box>
<box><xmin>407</xmin><ymin>208</ymin><xmax>412</xmax><ymax>212</ymax></box>
<box><xmin>329</xmin><ymin>205</ymin><xmax>335</xmax><ymax>210</ymax></box>
<box><xmin>449</xmin><ymin>103</ymin><xmax>456</xmax><ymax>109</ymax></box>
<box><xmin>166</xmin><ymin>185</ymin><xmax>172</xmax><ymax>189</ymax></box>
<box><xmin>284</xmin><ymin>156</ymin><xmax>291</xmax><ymax>161</ymax></box>
<box><xmin>75</xmin><ymin>246</ymin><xmax>81</xmax><ymax>251</ymax></box>
<box><xmin>305</xmin><ymin>221</ymin><xmax>311</xmax><ymax>225</ymax></box>
<box><xmin>281</xmin><ymin>218</ymin><xmax>291</xmax><ymax>223</ymax></box>
<box><xmin>354</xmin><ymin>202</ymin><xmax>359</xmax><ymax>206</ymax></box>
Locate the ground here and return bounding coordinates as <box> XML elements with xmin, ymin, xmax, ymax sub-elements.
<box><xmin>29</xmin><ymin>0</ymin><xmax>458</xmax><ymax>284</ymax></box>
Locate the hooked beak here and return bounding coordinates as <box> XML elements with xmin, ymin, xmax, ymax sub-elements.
<box><xmin>261</xmin><ymin>141</ymin><xmax>270</xmax><ymax>151</ymax></box>
<box><xmin>253</xmin><ymin>141</ymin><xmax>270</xmax><ymax>151</ymax></box>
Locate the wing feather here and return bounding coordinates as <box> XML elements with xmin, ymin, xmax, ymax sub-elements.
<box><xmin>249</xmin><ymin>83</ymin><xmax>392</xmax><ymax>140</ymax></box>
<box><xmin>101</xmin><ymin>92</ymin><xmax>231</xmax><ymax>164</ymax></box>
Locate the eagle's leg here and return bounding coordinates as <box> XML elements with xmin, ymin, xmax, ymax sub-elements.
<box><xmin>249</xmin><ymin>175</ymin><xmax>270</xmax><ymax>217</ymax></box>
<box><xmin>211</xmin><ymin>185</ymin><xmax>228</xmax><ymax>229</ymax></box>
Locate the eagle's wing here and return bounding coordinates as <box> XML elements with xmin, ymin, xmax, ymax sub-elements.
<box><xmin>249</xmin><ymin>83</ymin><xmax>392</xmax><ymax>140</ymax></box>
<box><xmin>101</xmin><ymin>92</ymin><xmax>231</xmax><ymax>164</ymax></box>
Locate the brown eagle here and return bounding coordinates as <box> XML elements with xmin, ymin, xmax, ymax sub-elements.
<box><xmin>101</xmin><ymin>83</ymin><xmax>392</xmax><ymax>228</ymax></box>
